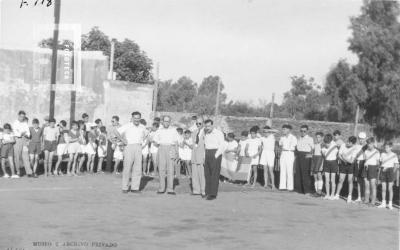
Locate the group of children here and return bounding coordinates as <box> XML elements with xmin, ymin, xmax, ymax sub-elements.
<box><xmin>0</xmin><ymin>112</ymin><xmax>111</xmax><ymax>178</ymax></box>
<box><xmin>227</xmin><ymin>125</ymin><xmax>399</xmax><ymax>210</ymax></box>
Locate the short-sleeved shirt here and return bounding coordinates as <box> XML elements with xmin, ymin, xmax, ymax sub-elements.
<box><xmin>339</xmin><ymin>145</ymin><xmax>358</xmax><ymax>163</ymax></box>
<box><xmin>117</xmin><ymin>123</ymin><xmax>146</xmax><ymax>145</ymax></box>
<box><xmin>226</xmin><ymin>140</ymin><xmax>238</xmax><ymax>152</ymax></box>
<box><xmin>380</xmin><ymin>152</ymin><xmax>399</xmax><ymax>170</ymax></box>
<box><xmin>322</xmin><ymin>142</ymin><xmax>338</xmax><ymax>161</ymax></box>
<box><xmin>180</xmin><ymin>137</ymin><xmax>193</xmax><ymax>161</ymax></box>
<box><xmin>1</xmin><ymin>132</ymin><xmax>14</xmax><ymax>143</ymax></box>
<box><xmin>43</xmin><ymin>126</ymin><xmax>59</xmax><ymax>141</ymax></box>
<box><xmin>247</xmin><ymin>137</ymin><xmax>262</xmax><ymax>156</ymax></box>
<box><xmin>154</xmin><ymin>127</ymin><xmax>180</xmax><ymax>145</ymax></box>
<box><xmin>297</xmin><ymin>135</ymin><xmax>314</xmax><ymax>152</ymax></box>
<box><xmin>13</xmin><ymin>120</ymin><xmax>30</xmax><ymax>138</ymax></box>
<box><xmin>364</xmin><ymin>149</ymin><xmax>380</xmax><ymax>166</ymax></box>
<box><xmin>279</xmin><ymin>134</ymin><xmax>297</xmax><ymax>151</ymax></box>
<box><xmin>261</xmin><ymin>135</ymin><xmax>275</xmax><ymax>152</ymax></box>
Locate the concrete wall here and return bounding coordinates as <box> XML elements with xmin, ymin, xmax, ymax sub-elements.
<box><xmin>153</xmin><ymin>111</ymin><xmax>372</xmax><ymax>140</ymax></box>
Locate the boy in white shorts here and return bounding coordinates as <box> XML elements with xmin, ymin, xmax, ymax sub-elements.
<box><xmin>260</xmin><ymin>126</ymin><xmax>277</xmax><ymax>189</ymax></box>
<box><xmin>245</xmin><ymin>127</ymin><xmax>262</xmax><ymax>187</ymax></box>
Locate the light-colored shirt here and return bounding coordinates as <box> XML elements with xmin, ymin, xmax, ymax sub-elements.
<box><xmin>246</xmin><ymin>137</ymin><xmax>262</xmax><ymax>156</ymax></box>
<box><xmin>43</xmin><ymin>126</ymin><xmax>59</xmax><ymax>141</ymax></box>
<box><xmin>322</xmin><ymin>142</ymin><xmax>338</xmax><ymax>161</ymax></box>
<box><xmin>313</xmin><ymin>143</ymin><xmax>322</xmax><ymax>156</ymax></box>
<box><xmin>13</xmin><ymin>120</ymin><xmax>30</xmax><ymax>138</ymax></box>
<box><xmin>204</xmin><ymin>128</ymin><xmax>225</xmax><ymax>157</ymax></box>
<box><xmin>226</xmin><ymin>140</ymin><xmax>238</xmax><ymax>152</ymax></box>
<box><xmin>117</xmin><ymin>123</ymin><xmax>146</xmax><ymax>145</ymax></box>
<box><xmin>149</xmin><ymin>131</ymin><xmax>159</xmax><ymax>154</ymax></box>
<box><xmin>364</xmin><ymin>148</ymin><xmax>380</xmax><ymax>166</ymax></box>
<box><xmin>180</xmin><ymin>137</ymin><xmax>193</xmax><ymax>161</ymax></box>
<box><xmin>154</xmin><ymin>127</ymin><xmax>180</xmax><ymax>145</ymax></box>
<box><xmin>107</xmin><ymin>124</ymin><xmax>121</xmax><ymax>144</ymax></box>
<box><xmin>1</xmin><ymin>132</ymin><xmax>14</xmax><ymax>143</ymax></box>
<box><xmin>261</xmin><ymin>134</ymin><xmax>275</xmax><ymax>152</ymax></box>
<box><xmin>380</xmin><ymin>152</ymin><xmax>399</xmax><ymax>169</ymax></box>
<box><xmin>189</xmin><ymin>124</ymin><xmax>197</xmax><ymax>133</ymax></box>
<box><xmin>297</xmin><ymin>134</ymin><xmax>314</xmax><ymax>152</ymax></box>
<box><xmin>279</xmin><ymin>134</ymin><xmax>297</xmax><ymax>151</ymax></box>
<box><xmin>339</xmin><ymin>145</ymin><xmax>358</xmax><ymax>163</ymax></box>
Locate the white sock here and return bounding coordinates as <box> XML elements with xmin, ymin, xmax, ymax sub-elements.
<box><xmin>314</xmin><ymin>181</ymin><xmax>318</xmax><ymax>192</ymax></box>
<box><xmin>318</xmin><ymin>180</ymin><xmax>323</xmax><ymax>190</ymax></box>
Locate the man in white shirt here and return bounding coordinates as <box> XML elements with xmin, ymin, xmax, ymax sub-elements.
<box><xmin>203</xmin><ymin>119</ymin><xmax>225</xmax><ymax>200</ymax></box>
<box><xmin>295</xmin><ymin>125</ymin><xmax>314</xmax><ymax>195</ymax></box>
<box><xmin>153</xmin><ymin>115</ymin><xmax>180</xmax><ymax>195</ymax></box>
<box><xmin>278</xmin><ymin>124</ymin><xmax>297</xmax><ymax>191</ymax></box>
<box><xmin>117</xmin><ymin>111</ymin><xmax>147</xmax><ymax>193</ymax></box>
<box><xmin>12</xmin><ymin>110</ymin><xmax>32</xmax><ymax>177</ymax></box>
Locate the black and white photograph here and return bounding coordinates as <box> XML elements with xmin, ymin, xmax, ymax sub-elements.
<box><xmin>0</xmin><ymin>0</ymin><xmax>399</xmax><ymax>249</ymax></box>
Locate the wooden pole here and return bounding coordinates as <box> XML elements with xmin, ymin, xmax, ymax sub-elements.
<box><xmin>270</xmin><ymin>93</ymin><xmax>275</xmax><ymax>118</ymax></box>
<box><xmin>152</xmin><ymin>63</ymin><xmax>159</xmax><ymax>116</ymax></box>
<box><xmin>215</xmin><ymin>78</ymin><xmax>221</xmax><ymax>116</ymax></box>
<box><xmin>70</xmin><ymin>51</ymin><xmax>76</xmax><ymax>124</ymax></box>
<box><xmin>354</xmin><ymin>105</ymin><xmax>360</xmax><ymax>136</ymax></box>
<box><xmin>49</xmin><ymin>0</ymin><xmax>61</xmax><ymax>119</ymax></box>
<box><xmin>108</xmin><ymin>40</ymin><xmax>115</xmax><ymax>80</ymax></box>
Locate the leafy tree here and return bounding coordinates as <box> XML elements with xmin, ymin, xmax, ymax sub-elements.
<box><xmin>349</xmin><ymin>0</ymin><xmax>400</xmax><ymax>139</ymax></box>
<box><xmin>38</xmin><ymin>26</ymin><xmax>153</xmax><ymax>83</ymax></box>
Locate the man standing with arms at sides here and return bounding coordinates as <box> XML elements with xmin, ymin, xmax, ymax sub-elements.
<box><xmin>203</xmin><ymin>119</ymin><xmax>225</xmax><ymax>200</ymax></box>
<box><xmin>13</xmin><ymin>111</ymin><xmax>33</xmax><ymax>177</ymax></box>
<box><xmin>153</xmin><ymin>115</ymin><xmax>180</xmax><ymax>195</ymax></box>
<box><xmin>106</xmin><ymin>116</ymin><xmax>121</xmax><ymax>173</ymax></box>
<box><xmin>116</xmin><ymin>112</ymin><xmax>146</xmax><ymax>193</ymax></box>
<box><xmin>295</xmin><ymin>125</ymin><xmax>314</xmax><ymax>195</ymax></box>
<box><xmin>191</xmin><ymin>117</ymin><xmax>206</xmax><ymax>197</ymax></box>
<box><xmin>279</xmin><ymin>124</ymin><xmax>297</xmax><ymax>191</ymax></box>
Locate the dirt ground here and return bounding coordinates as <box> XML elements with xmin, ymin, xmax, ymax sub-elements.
<box><xmin>0</xmin><ymin>174</ymin><xmax>398</xmax><ymax>250</ymax></box>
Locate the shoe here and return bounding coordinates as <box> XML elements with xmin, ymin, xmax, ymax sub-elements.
<box><xmin>167</xmin><ymin>192</ymin><xmax>176</xmax><ymax>195</ymax></box>
<box><xmin>388</xmin><ymin>204</ymin><xmax>393</xmax><ymax>210</ymax></box>
<box><xmin>122</xmin><ymin>190</ymin><xmax>129</xmax><ymax>193</ymax></box>
<box><xmin>323</xmin><ymin>195</ymin><xmax>330</xmax><ymax>200</ymax></box>
<box><xmin>11</xmin><ymin>175</ymin><xmax>20</xmax><ymax>179</ymax></box>
<box><xmin>377</xmin><ymin>202</ymin><xmax>386</xmax><ymax>208</ymax></box>
<box><xmin>332</xmin><ymin>195</ymin><xmax>340</xmax><ymax>200</ymax></box>
<box><xmin>346</xmin><ymin>196</ymin><xmax>352</xmax><ymax>203</ymax></box>
<box><xmin>201</xmin><ymin>194</ymin><xmax>206</xmax><ymax>198</ymax></box>
<box><xmin>206</xmin><ymin>195</ymin><xmax>216</xmax><ymax>200</ymax></box>
<box><xmin>355</xmin><ymin>197</ymin><xmax>362</xmax><ymax>202</ymax></box>
<box><xmin>191</xmin><ymin>193</ymin><xmax>201</xmax><ymax>196</ymax></box>
<box><xmin>130</xmin><ymin>190</ymin><xmax>141</xmax><ymax>194</ymax></box>
<box><xmin>157</xmin><ymin>191</ymin><xmax>165</xmax><ymax>194</ymax></box>
<box><xmin>3</xmin><ymin>174</ymin><xmax>10</xmax><ymax>178</ymax></box>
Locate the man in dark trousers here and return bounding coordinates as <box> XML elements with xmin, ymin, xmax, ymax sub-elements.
<box><xmin>106</xmin><ymin>116</ymin><xmax>121</xmax><ymax>172</ymax></box>
<box><xmin>203</xmin><ymin>119</ymin><xmax>225</xmax><ymax>200</ymax></box>
<box><xmin>295</xmin><ymin>125</ymin><xmax>314</xmax><ymax>195</ymax></box>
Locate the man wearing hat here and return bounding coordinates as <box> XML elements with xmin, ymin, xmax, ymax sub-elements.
<box><xmin>278</xmin><ymin>124</ymin><xmax>297</xmax><ymax>191</ymax></box>
<box><xmin>260</xmin><ymin>126</ymin><xmax>278</xmax><ymax>189</ymax></box>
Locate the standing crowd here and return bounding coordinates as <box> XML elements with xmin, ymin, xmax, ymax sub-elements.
<box><xmin>0</xmin><ymin>111</ymin><xmax>398</xmax><ymax>207</ymax></box>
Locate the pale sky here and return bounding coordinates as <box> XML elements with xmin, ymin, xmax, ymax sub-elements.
<box><xmin>0</xmin><ymin>0</ymin><xmax>362</xmax><ymax>104</ymax></box>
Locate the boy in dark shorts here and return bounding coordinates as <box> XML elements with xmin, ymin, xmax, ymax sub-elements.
<box><xmin>311</xmin><ymin>132</ymin><xmax>324</xmax><ymax>196</ymax></box>
<box><xmin>321</xmin><ymin>134</ymin><xmax>338</xmax><ymax>200</ymax></box>
<box><xmin>54</xmin><ymin>120</ymin><xmax>68</xmax><ymax>175</ymax></box>
<box><xmin>354</xmin><ymin>132</ymin><xmax>367</xmax><ymax>202</ymax></box>
<box><xmin>363</xmin><ymin>137</ymin><xmax>380</xmax><ymax>206</ymax></box>
<box><xmin>335</xmin><ymin>136</ymin><xmax>358</xmax><ymax>203</ymax></box>
<box><xmin>377</xmin><ymin>142</ymin><xmax>398</xmax><ymax>210</ymax></box>
<box><xmin>1</xmin><ymin>124</ymin><xmax>18</xmax><ymax>178</ymax></box>
<box><xmin>28</xmin><ymin>118</ymin><xmax>42</xmax><ymax>177</ymax></box>
<box><xmin>43</xmin><ymin>118</ymin><xmax>59</xmax><ymax>177</ymax></box>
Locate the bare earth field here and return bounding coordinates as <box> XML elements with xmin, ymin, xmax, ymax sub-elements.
<box><xmin>0</xmin><ymin>174</ymin><xmax>398</xmax><ymax>250</ymax></box>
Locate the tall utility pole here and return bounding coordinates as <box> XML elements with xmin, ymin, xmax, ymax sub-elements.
<box><xmin>70</xmin><ymin>51</ymin><xmax>75</xmax><ymax>124</ymax></box>
<box><xmin>215</xmin><ymin>78</ymin><xmax>221</xmax><ymax>116</ymax></box>
<box><xmin>152</xmin><ymin>63</ymin><xmax>159</xmax><ymax>116</ymax></box>
<box><xmin>49</xmin><ymin>0</ymin><xmax>61</xmax><ymax>119</ymax></box>
<box><xmin>354</xmin><ymin>105</ymin><xmax>360</xmax><ymax>136</ymax></box>
<box><xmin>109</xmin><ymin>40</ymin><xmax>115</xmax><ymax>79</ymax></box>
<box><xmin>270</xmin><ymin>93</ymin><xmax>275</xmax><ymax>118</ymax></box>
